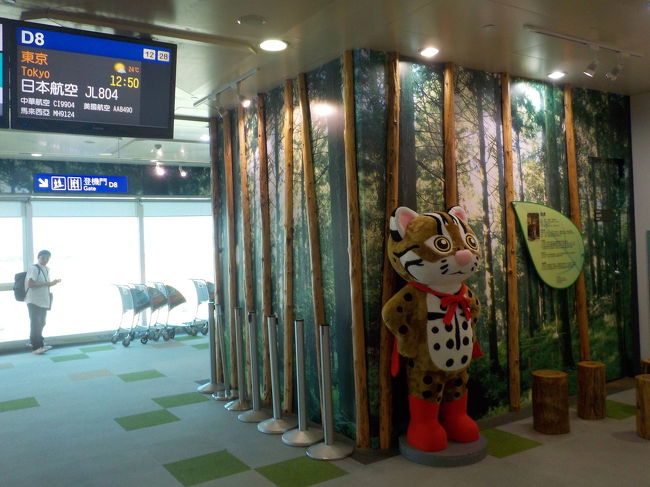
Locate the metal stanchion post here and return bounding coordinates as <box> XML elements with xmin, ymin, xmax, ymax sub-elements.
<box><xmin>212</xmin><ymin>304</ymin><xmax>236</xmax><ymax>401</ymax></box>
<box><xmin>225</xmin><ymin>307</ymin><xmax>250</xmax><ymax>411</ymax></box>
<box><xmin>238</xmin><ymin>311</ymin><xmax>272</xmax><ymax>422</ymax></box>
<box><xmin>198</xmin><ymin>300</ymin><xmax>226</xmax><ymax>394</ymax></box>
<box><xmin>258</xmin><ymin>315</ymin><xmax>297</xmax><ymax>434</ymax></box>
<box><xmin>282</xmin><ymin>319</ymin><xmax>323</xmax><ymax>446</ymax></box>
<box><xmin>307</xmin><ymin>323</ymin><xmax>354</xmax><ymax>460</ymax></box>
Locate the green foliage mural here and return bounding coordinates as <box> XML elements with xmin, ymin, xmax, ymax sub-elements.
<box><xmin>454</xmin><ymin>67</ymin><xmax>509</xmax><ymax>417</ymax></box>
<box><xmin>572</xmin><ymin>88</ymin><xmax>635</xmax><ymax>378</ymax></box>
<box><xmin>212</xmin><ymin>50</ymin><xmax>637</xmax><ymax>445</ymax></box>
<box><xmin>354</xmin><ymin>49</ymin><xmax>388</xmax><ymax>442</ymax></box>
<box><xmin>265</xmin><ymin>87</ymin><xmax>287</xmax><ymax>385</ymax></box>
<box><xmin>399</xmin><ymin>59</ymin><xmax>445</xmax><ymax>210</ymax></box>
<box><xmin>510</xmin><ymin>78</ymin><xmax>578</xmax><ymax>401</ymax></box>
<box><xmin>306</xmin><ymin>58</ymin><xmax>355</xmax><ymax>437</ymax></box>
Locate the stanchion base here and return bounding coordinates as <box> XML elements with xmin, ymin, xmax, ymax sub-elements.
<box><xmin>257</xmin><ymin>415</ymin><xmax>298</xmax><ymax>434</ymax></box>
<box><xmin>212</xmin><ymin>390</ymin><xmax>237</xmax><ymax>402</ymax></box>
<box><xmin>306</xmin><ymin>440</ymin><xmax>354</xmax><ymax>460</ymax></box>
<box><xmin>282</xmin><ymin>427</ymin><xmax>324</xmax><ymax>446</ymax></box>
<box><xmin>238</xmin><ymin>408</ymin><xmax>272</xmax><ymax>423</ymax></box>
<box><xmin>197</xmin><ymin>382</ymin><xmax>226</xmax><ymax>394</ymax></box>
<box><xmin>225</xmin><ymin>399</ymin><xmax>251</xmax><ymax>411</ymax></box>
<box><xmin>398</xmin><ymin>435</ymin><xmax>487</xmax><ymax>467</ymax></box>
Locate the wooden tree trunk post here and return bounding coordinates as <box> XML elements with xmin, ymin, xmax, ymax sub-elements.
<box><xmin>443</xmin><ymin>62</ymin><xmax>457</xmax><ymax>207</ymax></box>
<box><xmin>282</xmin><ymin>79</ymin><xmax>295</xmax><ymax>414</ymax></box>
<box><xmin>238</xmin><ymin>105</ymin><xmax>254</xmax><ymax>397</ymax></box>
<box><xmin>577</xmin><ymin>361</ymin><xmax>606</xmax><ymax>420</ymax></box>
<box><xmin>532</xmin><ymin>369</ymin><xmax>570</xmax><ymax>434</ymax></box>
<box><xmin>223</xmin><ymin>111</ymin><xmax>239</xmax><ymax>388</ymax></box>
<box><xmin>636</xmin><ymin>374</ymin><xmax>650</xmax><ymax>439</ymax></box>
<box><xmin>257</xmin><ymin>95</ymin><xmax>273</xmax><ymax>404</ymax></box>
<box><xmin>501</xmin><ymin>73</ymin><xmax>521</xmax><ymax>411</ymax></box>
<box><xmin>379</xmin><ymin>52</ymin><xmax>401</xmax><ymax>449</ymax></box>
<box><xmin>641</xmin><ymin>359</ymin><xmax>650</xmax><ymax>375</ymax></box>
<box><xmin>563</xmin><ymin>85</ymin><xmax>591</xmax><ymax>361</ymax></box>
<box><xmin>297</xmin><ymin>73</ymin><xmax>325</xmax><ymax>401</ymax></box>
<box><xmin>343</xmin><ymin>50</ymin><xmax>371</xmax><ymax>449</ymax></box>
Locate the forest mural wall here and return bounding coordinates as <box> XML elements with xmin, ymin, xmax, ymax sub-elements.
<box><xmin>211</xmin><ymin>49</ymin><xmax>637</xmax><ymax>446</ymax></box>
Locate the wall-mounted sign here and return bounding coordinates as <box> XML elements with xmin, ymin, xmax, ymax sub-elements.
<box><xmin>34</xmin><ymin>173</ymin><xmax>128</xmax><ymax>193</ymax></box>
<box><xmin>11</xmin><ymin>21</ymin><xmax>176</xmax><ymax>138</ymax></box>
<box><xmin>512</xmin><ymin>201</ymin><xmax>585</xmax><ymax>289</ymax></box>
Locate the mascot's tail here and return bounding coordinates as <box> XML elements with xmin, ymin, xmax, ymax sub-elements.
<box><xmin>391</xmin><ymin>337</ymin><xmax>400</xmax><ymax>377</ymax></box>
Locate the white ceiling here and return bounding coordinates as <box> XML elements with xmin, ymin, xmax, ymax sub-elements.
<box><xmin>0</xmin><ymin>0</ymin><xmax>649</xmax><ymax>165</ymax></box>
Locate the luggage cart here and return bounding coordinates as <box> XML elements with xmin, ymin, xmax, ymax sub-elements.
<box><xmin>110</xmin><ymin>284</ymin><xmax>152</xmax><ymax>347</ymax></box>
<box><xmin>145</xmin><ymin>285</ymin><xmax>167</xmax><ymax>342</ymax></box>
<box><xmin>190</xmin><ymin>279</ymin><xmax>211</xmax><ymax>336</ymax></box>
<box><xmin>151</xmin><ymin>282</ymin><xmax>187</xmax><ymax>340</ymax></box>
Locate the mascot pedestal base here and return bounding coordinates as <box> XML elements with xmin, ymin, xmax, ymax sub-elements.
<box><xmin>398</xmin><ymin>435</ymin><xmax>487</xmax><ymax>467</ymax></box>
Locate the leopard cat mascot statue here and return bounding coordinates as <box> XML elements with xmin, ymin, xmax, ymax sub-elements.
<box><xmin>382</xmin><ymin>205</ymin><xmax>483</xmax><ymax>452</ymax></box>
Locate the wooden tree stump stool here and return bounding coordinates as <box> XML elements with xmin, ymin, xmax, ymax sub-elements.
<box><xmin>532</xmin><ymin>370</ymin><xmax>570</xmax><ymax>434</ymax></box>
<box><xmin>636</xmin><ymin>374</ymin><xmax>650</xmax><ymax>440</ymax></box>
<box><xmin>641</xmin><ymin>359</ymin><xmax>650</xmax><ymax>375</ymax></box>
<box><xmin>577</xmin><ymin>361</ymin><xmax>606</xmax><ymax>420</ymax></box>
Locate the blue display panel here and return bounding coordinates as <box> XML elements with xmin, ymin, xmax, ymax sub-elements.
<box><xmin>34</xmin><ymin>174</ymin><xmax>128</xmax><ymax>193</ymax></box>
<box><xmin>10</xmin><ymin>21</ymin><xmax>176</xmax><ymax>138</ymax></box>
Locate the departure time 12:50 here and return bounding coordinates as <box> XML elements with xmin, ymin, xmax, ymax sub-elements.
<box><xmin>109</xmin><ymin>75</ymin><xmax>140</xmax><ymax>89</ymax></box>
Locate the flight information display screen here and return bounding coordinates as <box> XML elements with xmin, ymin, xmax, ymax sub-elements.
<box><xmin>11</xmin><ymin>22</ymin><xmax>176</xmax><ymax>138</ymax></box>
<box><xmin>0</xmin><ymin>21</ymin><xmax>8</xmax><ymax>129</ymax></box>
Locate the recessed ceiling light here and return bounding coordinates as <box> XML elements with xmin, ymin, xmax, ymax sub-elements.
<box><xmin>31</xmin><ymin>153</ymin><xmax>43</xmax><ymax>157</ymax></box>
<box><xmin>99</xmin><ymin>152</ymin><xmax>113</xmax><ymax>156</ymax></box>
<box><xmin>420</xmin><ymin>47</ymin><xmax>439</xmax><ymax>58</ymax></box>
<box><xmin>200</xmin><ymin>134</ymin><xmax>210</xmax><ymax>142</ymax></box>
<box><xmin>259</xmin><ymin>39</ymin><xmax>288</xmax><ymax>52</ymax></box>
<box><xmin>547</xmin><ymin>71</ymin><xmax>566</xmax><ymax>80</ymax></box>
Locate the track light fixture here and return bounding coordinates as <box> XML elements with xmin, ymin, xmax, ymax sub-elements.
<box><xmin>237</xmin><ymin>81</ymin><xmax>251</xmax><ymax>108</ymax></box>
<box><xmin>583</xmin><ymin>45</ymin><xmax>599</xmax><ymax>77</ymax></box>
<box><xmin>605</xmin><ymin>61</ymin><xmax>624</xmax><ymax>81</ymax></box>
<box><xmin>154</xmin><ymin>161</ymin><xmax>166</xmax><ymax>176</ymax></box>
<box><xmin>179</xmin><ymin>166</ymin><xmax>187</xmax><ymax>177</ymax></box>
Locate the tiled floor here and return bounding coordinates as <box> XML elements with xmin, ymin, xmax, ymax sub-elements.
<box><xmin>0</xmin><ymin>335</ymin><xmax>648</xmax><ymax>487</ymax></box>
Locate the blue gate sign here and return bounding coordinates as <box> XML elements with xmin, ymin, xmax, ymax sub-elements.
<box><xmin>34</xmin><ymin>173</ymin><xmax>128</xmax><ymax>193</ymax></box>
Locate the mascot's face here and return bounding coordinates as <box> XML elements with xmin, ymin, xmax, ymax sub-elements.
<box><xmin>387</xmin><ymin>206</ymin><xmax>481</xmax><ymax>289</ymax></box>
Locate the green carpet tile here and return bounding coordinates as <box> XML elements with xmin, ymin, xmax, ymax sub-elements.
<box><xmin>153</xmin><ymin>392</ymin><xmax>210</xmax><ymax>408</ymax></box>
<box><xmin>79</xmin><ymin>345</ymin><xmax>115</xmax><ymax>352</ymax></box>
<box><xmin>606</xmin><ymin>400</ymin><xmax>637</xmax><ymax>419</ymax></box>
<box><xmin>174</xmin><ymin>335</ymin><xmax>204</xmax><ymax>341</ymax></box>
<box><xmin>191</xmin><ymin>343</ymin><xmax>210</xmax><ymax>350</ymax></box>
<box><xmin>257</xmin><ymin>456</ymin><xmax>348</xmax><ymax>487</ymax></box>
<box><xmin>0</xmin><ymin>397</ymin><xmax>39</xmax><ymax>413</ymax></box>
<box><xmin>164</xmin><ymin>450</ymin><xmax>250</xmax><ymax>487</ymax></box>
<box><xmin>118</xmin><ymin>369</ymin><xmax>166</xmax><ymax>382</ymax></box>
<box><xmin>481</xmin><ymin>428</ymin><xmax>542</xmax><ymax>458</ymax></box>
<box><xmin>114</xmin><ymin>409</ymin><xmax>180</xmax><ymax>431</ymax></box>
<box><xmin>50</xmin><ymin>353</ymin><xmax>90</xmax><ymax>362</ymax></box>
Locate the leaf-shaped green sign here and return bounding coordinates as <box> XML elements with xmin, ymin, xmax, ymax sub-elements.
<box><xmin>512</xmin><ymin>201</ymin><xmax>585</xmax><ymax>289</ymax></box>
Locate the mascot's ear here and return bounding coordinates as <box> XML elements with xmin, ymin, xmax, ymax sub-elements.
<box><xmin>391</xmin><ymin>206</ymin><xmax>419</xmax><ymax>241</ymax></box>
<box><xmin>448</xmin><ymin>206</ymin><xmax>469</xmax><ymax>224</ymax></box>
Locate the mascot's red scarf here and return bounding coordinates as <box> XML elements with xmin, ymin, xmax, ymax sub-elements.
<box><xmin>391</xmin><ymin>282</ymin><xmax>483</xmax><ymax>377</ymax></box>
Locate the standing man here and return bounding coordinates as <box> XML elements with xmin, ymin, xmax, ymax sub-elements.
<box><xmin>25</xmin><ymin>250</ymin><xmax>61</xmax><ymax>354</ymax></box>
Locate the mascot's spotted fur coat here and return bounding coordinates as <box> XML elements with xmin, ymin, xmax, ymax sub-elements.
<box><xmin>382</xmin><ymin>206</ymin><xmax>482</xmax><ymax>452</ymax></box>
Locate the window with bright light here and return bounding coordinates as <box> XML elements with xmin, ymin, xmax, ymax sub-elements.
<box><xmin>0</xmin><ymin>206</ymin><xmax>25</xmax><ymax>344</ymax></box>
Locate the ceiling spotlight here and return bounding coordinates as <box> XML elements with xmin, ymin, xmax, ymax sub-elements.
<box><xmin>239</xmin><ymin>94</ymin><xmax>251</xmax><ymax>108</ymax></box>
<box><xmin>583</xmin><ymin>59</ymin><xmax>599</xmax><ymax>77</ymax></box>
<box><xmin>259</xmin><ymin>39</ymin><xmax>288</xmax><ymax>52</ymax></box>
<box><xmin>179</xmin><ymin>166</ymin><xmax>188</xmax><ymax>178</ymax></box>
<box><xmin>547</xmin><ymin>71</ymin><xmax>566</xmax><ymax>80</ymax></box>
<box><xmin>154</xmin><ymin>162</ymin><xmax>166</xmax><ymax>176</ymax></box>
<box><xmin>420</xmin><ymin>46</ymin><xmax>439</xmax><ymax>58</ymax></box>
<box><xmin>606</xmin><ymin>61</ymin><xmax>624</xmax><ymax>81</ymax></box>
<box><xmin>31</xmin><ymin>153</ymin><xmax>43</xmax><ymax>157</ymax></box>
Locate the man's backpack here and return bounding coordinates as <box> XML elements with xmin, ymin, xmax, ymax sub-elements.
<box><xmin>13</xmin><ymin>272</ymin><xmax>27</xmax><ymax>301</ymax></box>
